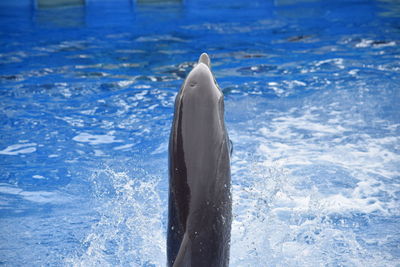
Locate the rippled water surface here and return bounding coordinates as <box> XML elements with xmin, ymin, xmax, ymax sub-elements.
<box><xmin>1</xmin><ymin>0</ymin><xmax>399</xmax><ymax>266</ymax></box>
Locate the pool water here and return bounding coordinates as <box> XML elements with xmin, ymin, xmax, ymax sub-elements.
<box><xmin>0</xmin><ymin>0</ymin><xmax>399</xmax><ymax>266</ymax></box>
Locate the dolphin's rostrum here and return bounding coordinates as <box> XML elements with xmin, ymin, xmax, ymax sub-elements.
<box><xmin>167</xmin><ymin>53</ymin><xmax>232</xmax><ymax>267</ymax></box>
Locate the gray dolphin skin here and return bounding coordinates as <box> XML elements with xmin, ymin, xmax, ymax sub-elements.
<box><xmin>167</xmin><ymin>53</ymin><xmax>232</xmax><ymax>267</ymax></box>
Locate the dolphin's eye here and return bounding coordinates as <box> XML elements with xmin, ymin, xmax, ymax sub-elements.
<box><xmin>190</xmin><ymin>81</ymin><xmax>197</xmax><ymax>87</ymax></box>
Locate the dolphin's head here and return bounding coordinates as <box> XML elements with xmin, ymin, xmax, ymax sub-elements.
<box><xmin>174</xmin><ymin>53</ymin><xmax>226</xmax><ymax>158</ymax></box>
<box><xmin>179</xmin><ymin>53</ymin><xmax>222</xmax><ymax>107</ymax></box>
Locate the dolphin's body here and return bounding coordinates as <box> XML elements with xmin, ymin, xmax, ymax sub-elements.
<box><xmin>167</xmin><ymin>53</ymin><xmax>232</xmax><ymax>267</ymax></box>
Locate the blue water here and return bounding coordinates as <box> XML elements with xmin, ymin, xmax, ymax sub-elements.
<box><xmin>1</xmin><ymin>0</ymin><xmax>399</xmax><ymax>266</ymax></box>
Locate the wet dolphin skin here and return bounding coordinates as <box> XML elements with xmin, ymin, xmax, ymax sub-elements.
<box><xmin>167</xmin><ymin>53</ymin><xmax>232</xmax><ymax>267</ymax></box>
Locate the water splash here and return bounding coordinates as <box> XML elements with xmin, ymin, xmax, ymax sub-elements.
<box><xmin>66</xmin><ymin>168</ymin><xmax>166</xmax><ymax>266</ymax></box>
<box><xmin>230</xmin><ymin>159</ymin><xmax>397</xmax><ymax>266</ymax></box>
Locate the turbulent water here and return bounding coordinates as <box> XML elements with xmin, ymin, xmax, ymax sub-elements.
<box><xmin>0</xmin><ymin>0</ymin><xmax>399</xmax><ymax>266</ymax></box>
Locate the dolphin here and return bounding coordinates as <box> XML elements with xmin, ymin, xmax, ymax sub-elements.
<box><xmin>167</xmin><ymin>53</ymin><xmax>232</xmax><ymax>267</ymax></box>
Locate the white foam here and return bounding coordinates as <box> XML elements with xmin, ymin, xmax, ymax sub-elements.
<box><xmin>73</xmin><ymin>133</ymin><xmax>123</xmax><ymax>145</ymax></box>
<box><xmin>0</xmin><ymin>184</ymin><xmax>69</xmax><ymax>204</ymax></box>
<box><xmin>135</xmin><ymin>34</ymin><xmax>186</xmax><ymax>42</ymax></box>
<box><xmin>151</xmin><ymin>142</ymin><xmax>168</xmax><ymax>155</ymax></box>
<box><xmin>113</xmin><ymin>144</ymin><xmax>134</xmax><ymax>150</ymax></box>
<box><xmin>0</xmin><ymin>143</ymin><xmax>37</xmax><ymax>155</ymax></box>
<box><xmin>227</xmin><ymin>93</ymin><xmax>400</xmax><ymax>266</ymax></box>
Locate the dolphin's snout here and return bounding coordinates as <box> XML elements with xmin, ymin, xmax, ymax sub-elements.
<box><xmin>198</xmin><ymin>53</ymin><xmax>211</xmax><ymax>68</ymax></box>
<box><xmin>180</xmin><ymin>53</ymin><xmax>221</xmax><ymax>102</ymax></box>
